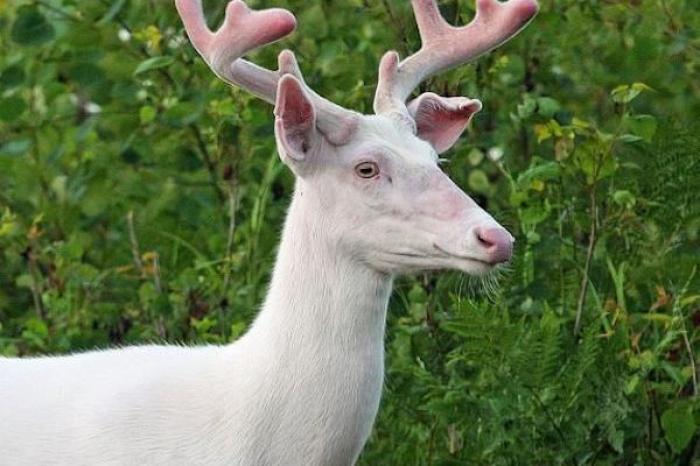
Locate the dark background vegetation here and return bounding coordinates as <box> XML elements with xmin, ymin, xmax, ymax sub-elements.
<box><xmin>1</xmin><ymin>0</ymin><xmax>699</xmax><ymax>464</ymax></box>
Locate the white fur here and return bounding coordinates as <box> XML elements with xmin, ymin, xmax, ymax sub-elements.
<box><xmin>0</xmin><ymin>115</ymin><xmax>507</xmax><ymax>465</ymax></box>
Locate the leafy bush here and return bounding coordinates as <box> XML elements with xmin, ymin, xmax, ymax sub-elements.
<box><xmin>1</xmin><ymin>0</ymin><xmax>699</xmax><ymax>464</ymax></box>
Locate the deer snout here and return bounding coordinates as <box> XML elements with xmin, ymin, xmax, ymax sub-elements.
<box><xmin>474</xmin><ymin>227</ymin><xmax>514</xmax><ymax>264</ymax></box>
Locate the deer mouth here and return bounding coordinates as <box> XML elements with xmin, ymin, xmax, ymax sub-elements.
<box><xmin>376</xmin><ymin>246</ymin><xmax>494</xmax><ymax>275</ymax></box>
<box><xmin>431</xmin><ymin>243</ymin><xmax>496</xmax><ymax>269</ymax></box>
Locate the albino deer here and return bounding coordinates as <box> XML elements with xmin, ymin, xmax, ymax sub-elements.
<box><xmin>0</xmin><ymin>0</ymin><xmax>538</xmax><ymax>464</ymax></box>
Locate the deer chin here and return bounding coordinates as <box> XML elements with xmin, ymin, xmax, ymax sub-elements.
<box><xmin>368</xmin><ymin>249</ymin><xmax>497</xmax><ymax>276</ymax></box>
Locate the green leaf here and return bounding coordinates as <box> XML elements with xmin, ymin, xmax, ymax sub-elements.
<box><xmin>625</xmin><ymin>114</ymin><xmax>657</xmax><ymax>142</ymax></box>
<box><xmin>517</xmin><ymin>95</ymin><xmax>537</xmax><ymax>119</ymax></box>
<box><xmin>611</xmin><ymin>82</ymin><xmax>654</xmax><ymax>104</ymax></box>
<box><xmin>68</xmin><ymin>62</ymin><xmax>106</xmax><ymax>88</ymax></box>
<box><xmin>0</xmin><ymin>138</ymin><xmax>31</xmax><ymax>156</ymax></box>
<box><xmin>611</xmin><ymin>85</ymin><xmax>630</xmax><ymax>103</ymax></box>
<box><xmin>612</xmin><ymin>190</ymin><xmax>636</xmax><ymax>209</ymax></box>
<box><xmin>467</xmin><ymin>148</ymin><xmax>484</xmax><ymax>166</ymax></box>
<box><xmin>15</xmin><ymin>274</ymin><xmax>34</xmax><ymax>289</ymax></box>
<box><xmin>533</xmin><ymin>120</ymin><xmax>562</xmax><ymax>143</ymax></box>
<box><xmin>468</xmin><ymin>169</ymin><xmax>490</xmax><ymax>193</ymax></box>
<box><xmin>230</xmin><ymin>322</ymin><xmax>247</xmax><ymax>340</ymax></box>
<box><xmin>659</xmin><ymin>361</ymin><xmax>688</xmax><ymax>388</ymax></box>
<box><xmin>0</xmin><ymin>96</ymin><xmax>26</xmax><ymax>122</ymax></box>
<box><xmin>300</xmin><ymin>4</ymin><xmax>328</xmax><ymax>39</ymax></box>
<box><xmin>618</xmin><ymin>134</ymin><xmax>644</xmax><ymax>143</ymax></box>
<box><xmin>22</xmin><ymin>317</ymin><xmax>49</xmax><ymax>349</ymax></box>
<box><xmin>608</xmin><ymin>429</ymin><xmax>624</xmax><ymax>453</ymax></box>
<box><xmin>133</xmin><ymin>56</ymin><xmax>175</xmax><ymax>76</ymax></box>
<box><xmin>10</xmin><ymin>6</ymin><xmax>55</xmax><ymax>46</ymax></box>
<box><xmin>661</xmin><ymin>406</ymin><xmax>696</xmax><ymax>453</ymax></box>
<box><xmin>407</xmin><ymin>284</ymin><xmax>427</xmax><ymax>304</ymax></box>
<box><xmin>516</xmin><ymin>161</ymin><xmax>560</xmax><ymax>187</ymax></box>
<box><xmin>24</xmin><ymin>317</ymin><xmax>48</xmax><ymax>338</ymax></box>
<box><xmin>520</xmin><ymin>204</ymin><xmax>550</xmax><ymax>227</ymax></box>
<box><xmin>163</xmin><ymin>102</ymin><xmax>202</xmax><ymax>128</ymax></box>
<box><xmin>138</xmin><ymin>282</ymin><xmax>158</xmax><ymax>305</ymax></box>
<box><xmin>631</xmin><ymin>82</ymin><xmax>655</xmax><ymax>94</ymax></box>
<box><xmin>536</xmin><ymin>97</ymin><xmax>561</xmax><ymax>119</ymax></box>
<box><xmin>139</xmin><ymin>105</ymin><xmax>157</xmax><ymax>124</ymax></box>
<box><xmin>0</xmin><ymin>65</ymin><xmax>25</xmax><ymax>89</ymax></box>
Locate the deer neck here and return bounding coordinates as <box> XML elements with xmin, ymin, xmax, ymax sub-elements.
<box><xmin>228</xmin><ymin>183</ymin><xmax>393</xmax><ymax>463</ymax></box>
<box><xmin>250</xmin><ymin>183</ymin><xmax>393</xmax><ymax>354</ymax></box>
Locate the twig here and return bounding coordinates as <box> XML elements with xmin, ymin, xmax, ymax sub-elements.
<box><xmin>221</xmin><ymin>180</ymin><xmax>238</xmax><ymax>298</ymax></box>
<box><xmin>574</xmin><ymin>187</ymin><xmax>597</xmax><ymax>336</ymax></box>
<box><xmin>189</xmin><ymin>125</ymin><xmax>225</xmax><ymax>204</ymax></box>
<box><xmin>27</xmin><ymin>86</ymin><xmax>53</xmax><ymax>208</ymax></box>
<box><xmin>574</xmin><ymin>100</ymin><xmax>627</xmax><ymax>337</ymax></box>
<box><xmin>678</xmin><ymin>266</ymin><xmax>699</xmax><ymax>396</ymax></box>
<box><xmin>426</xmin><ymin>419</ymin><xmax>437</xmax><ymax>466</ymax></box>
<box><xmin>526</xmin><ymin>386</ymin><xmax>576</xmax><ymax>466</ymax></box>
<box><xmin>380</xmin><ymin>0</ymin><xmax>412</xmax><ymax>59</ymax></box>
<box><xmin>646</xmin><ymin>382</ymin><xmax>658</xmax><ymax>456</ymax></box>
<box><xmin>152</xmin><ymin>252</ymin><xmax>167</xmax><ymax>338</ymax></box>
<box><xmin>659</xmin><ymin>0</ymin><xmax>681</xmax><ymax>34</ymax></box>
<box><xmin>127</xmin><ymin>211</ymin><xmax>167</xmax><ymax>337</ymax></box>
<box><xmin>27</xmin><ymin>254</ymin><xmax>46</xmax><ymax>320</ymax></box>
<box><xmin>681</xmin><ymin>328</ymin><xmax>698</xmax><ymax>397</ymax></box>
<box><xmin>36</xmin><ymin>0</ymin><xmax>82</xmax><ymax>22</ymax></box>
<box><xmin>126</xmin><ymin>210</ymin><xmax>144</xmax><ymax>274</ymax></box>
<box><xmin>153</xmin><ymin>252</ymin><xmax>162</xmax><ymax>294</ymax></box>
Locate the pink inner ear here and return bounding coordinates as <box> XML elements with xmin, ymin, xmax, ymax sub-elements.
<box><xmin>275</xmin><ymin>76</ymin><xmax>316</xmax><ymax>160</ymax></box>
<box><xmin>276</xmin><ymin>77</ymin><xmax>314</xmax><ymax>131</ymax></box>
<box><xmin>408</xmin><ymin>93</ymin><xmax>482</xmax><ymax>154</ymax></box>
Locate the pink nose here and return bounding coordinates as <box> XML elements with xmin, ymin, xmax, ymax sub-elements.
<box><xmin>475</xmin><ymin>227</ymin><xmax>514</xmax><ymax>264</ymax></box>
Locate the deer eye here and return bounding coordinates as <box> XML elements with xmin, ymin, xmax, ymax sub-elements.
<box><xmin>355</xmin><ymin>161</ymin><xmax>380</xmax><ymax>179</ymax></box>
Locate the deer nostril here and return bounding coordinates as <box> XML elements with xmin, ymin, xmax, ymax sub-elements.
<box><xmin>474</xmin><ymin>227</ymin><xmax>514</xmax><ymax>264</ymax></box>
<box><xmin>476</xmin><ymin>229</ymin><xmax>495</xmax><ymax>248</ymax></box>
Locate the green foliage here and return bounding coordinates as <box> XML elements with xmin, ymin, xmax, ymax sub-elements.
<box><xmin>1</xmin><ymin>0</ymin><xmax>699</xmax><ymax>464</ymax></box>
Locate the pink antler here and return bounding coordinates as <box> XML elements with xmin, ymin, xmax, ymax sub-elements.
<box><xmin>175</xmin><ymin>0</ymin><xmax>295</xmax><ymax>93</ymax></box>
<box><xmin>374</xmin><ymin>0</ymin><xmax>539</xmax><ymax>118</ymax></box>
<box><xmin>176</xmin><ymin>0</ymin><xmax>358</xmax><ymax>144</ymax></box>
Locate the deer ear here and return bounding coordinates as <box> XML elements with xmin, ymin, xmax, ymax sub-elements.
<box><xmin>274</xmin><ymin>75</ymin><xmax>319</xmax><ymax>164</ymax></box>
<box><xmin>408</xmin><ymin>93</ymin><xmax>482</xmax><ymax>154</ymax></box>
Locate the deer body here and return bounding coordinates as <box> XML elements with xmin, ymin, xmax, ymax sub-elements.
<box><xmin>1</xmin><ymin>187</ymin><xmax>391</xmax><ymax>466</ymax></box>
<box><xmin>1</xmin><ymin>0</ymin><xmax>538</xmax><ymax>464</ymax></box>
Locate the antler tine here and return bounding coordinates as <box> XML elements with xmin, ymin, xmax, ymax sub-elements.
<box><xmin>374</xmin><ymin>0</ymin><xmax>539</xmax><ymax>118</ymax></box>
<box><xmin>175</xmin><ymin>0</ymin><xmax>296</xmax><ymax>98</ymax></box>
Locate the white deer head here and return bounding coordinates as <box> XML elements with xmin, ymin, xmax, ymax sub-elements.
<box><xmin>176</xmin><ymin>0</ymin><xmax>539</xmax><ymax>276</ymax></box>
